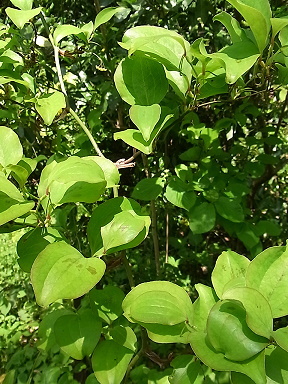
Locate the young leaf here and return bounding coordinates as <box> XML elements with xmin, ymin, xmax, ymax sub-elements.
<box><xmin>246</xmin><ymin>245</ymin><xmax>288</xmax><ymax>317</ymax></box>
<box><xmin>129</xmin><ymin>104</ymin><xmax>161</xmax><ymax>141</ymax></box>
<box><xmin>0</xmin><ymin>126</ymin><xmax>23</xmax><ymax>168</ymax></box>
<box><xmin>92</xmin><ymin>340</ymin><xmax>133</xmax><ymax>384</ymax></box>
<box><xmin>132</xmin><ymin>177</ymin><xmax>164</xmax><ymax>201</ymax></box>
<box><xmin>192</xmin><ymin>284</ymin><xmax>219</xmax><ymax>332</ymax></box>
<box><xmin>89</xmin><ymin>286</ymin><xmax>125</xmax><ymax>325</ymax></box>
<box><xmin>94</xmin><ymin>7</ymin><xmax>126</xmax><ymax>29</ymax></box>
<box><xmin>31</xmin><ymin>241</ymin><xmax>106</xmax><ymax>307</ymax></box>
<box><xmin>211</xmin><ymin>250</ymin><xmax>250</xmax><ymax>298</ymax></box>
<box><xmin>5</xmin><ymin>7</ymin><xmax>42</xmax><ymax>29</ymax></box>
<box><xmin>114</xmin><ymin>55</ymin><xmax>168</xmax><ymax>106</ymax></box>
<box><xmin>35</xmin><ymin>91</ymin><xmax>66</xmax><ymax>126</ymax></box>
<box><xmin>189</xmin><ymin>202</ymin><xmax>216</xmax><ymax>234</ymax></box>
<box><xmin>85</xmin><ymin>156</ymin><xmax>120</xmax><ymax>188</ymax></box>
<box><xmin>10</xmin><ymin>0</ymin><xmax>33</xmax><ymax>10</ymax></box>
<box><xmin>53</xmin><ymin>24</ymin><xmax>82</xmax><ymax>45</ymax></box>
<box><xmin>54</xmin><ymin>309</ymin><xmax>102</xmax><ymax>360</ymax></box>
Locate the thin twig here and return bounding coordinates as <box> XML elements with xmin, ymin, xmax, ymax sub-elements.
<box><xmin>121</xmin><ymin>250</ymin><xmax>135</xmax><ymax>288</ymax></box>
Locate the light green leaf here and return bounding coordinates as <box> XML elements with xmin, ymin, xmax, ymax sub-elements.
<box><xmin>5</xmin><ymin>7</ymin><xmax>41</xmax><ymax>29</ymax></box>
<box><xmin>89</xmin><ymin>285</ymin><xmax>125</xmax><ymax>325</ymax></box>
<box><xmin>84</xmin><ymin>156</ymin><xmax>120</xmax><ymax>188</ymax></box>
<box><xmin>189</xmin><ymin>331</ymin><xmax>266</xmax><ymax>384</ymax></box>
<box><xmin>54</xmin><ymin>309</ymin><xmax>102</xmax><ymax>360</ymax></box>
<box><xmin>271</xmin><ymin>17</ymin><xmax>288</xmax><ymax>38</ymax></box>
<box><xmin>211</xmin><ymin>250</ymin><xmax>250</xmax><ymax>298</ymax></box>
<box><xmin>129</xmin><ymin>104</ymin><xmax>161</xmax><ymax>141</ymax></box>
<box><xmin>17</xmin><ymin>227</ymin><xmax>64</xmax><ymax>273</ymax></box>
<box><xmin>92</xmin><ymin>340</ymin><xmax>133</xmax><ymax>384</ymax></box>
<box><xmin>246</xmin><ymin>245</ymin><xmax>288</xmax><ymax>317</ymax></box>
<box><xmin>0</xmin><ymin>126</ymin><xmax>23</xmax><ymax>168</ymax></box>
<box><xmin>35</xmin><ymin>91</ymin><xmax>66</xmax><ymax>126</ymax></box>
<box><xmin>10</xmin><ymin>0</ymin><xmax>33</xmax><ymax>10</ymax></box>
<box><xmin>38</xmin><ymin>156</ymin><xmax>106</xmax><ymax>205</ymax></box>
<box><xmin>188</xmin><ymin>202</ymin><xmax>216</xmax><ymax>234</ymax></box>
<box><xmin>169</xmin><ymin>355</ymin><xmax>204</xmax><ymax>384</ymax></box>
<box><xmin>226</xmin><ymin>0</ymin><xmax>271</xmax><ymax>52</ymax></box>
<box><xmin>265</xmin><ymin>346</ymin><xmax>288</xmax><ymax>383</ymax></box>
<box><xmin>213</xmin><ymin>12</ymin><xmax>246</xmax><ymax>44</ymax></box>
<box><xmin>87</xmin><ymin>197</ymin><xmax>150</xmax><ymax>256</ymax></box>
<box><xmin>53</xmin><ymin>24</ymin><xmax>82</xmax><ymax>45</ymax></box>
<box><xmin>94</xmin><ymin>7</ymin><xmax>126</xmax><ymax>29</ymax></box>
<box><xmin>122</xmin><ymin>281</ymin><xmax>193</xmax><ymax>325</ymax></box>
<box><xmin>215</xmin><ymin>196</ymin><xmax>244</xmax><ymax>222</ymax></box>
<box><xmin>7</xmin><ymin>164</ymin><xmax>29</xmax><ymax>188</ymax></box>
<box><xmin>165</xmin><ymin>177</ymin><xmax>196</xmax><ymax>211</ymax></box>
<box><xmin>141</xmin><ymin>322</ymin><xmax>192</xmax><ymax>344</ymax></box>
<box><xmin>114</xmin><ymin>55</ymin><xmax>168</xmax><ymax>106</ymax></box>
<box><xmin>110</xmin><ymin>325</ymin><xmax>137</xmax><ymax>352</ymax></box>
<box><xmin>222</xmin><ymin>287</ymin><xmax>273</xmax><ymax>338</ymax></box>
<box><xmin>273</xmin><ymin>327</ymin><xmax>288</xmax><ymax>352</ymax></box>
<box><xmin>31</xmin><ymin>241</ymin><xmax>106</xmax><ymax>307</ymax></box>
<box><xmin>132</xmin><ymin>177</ymin><xmax>164</xmax><ymax>201</ymax></box>
<box><xmin>101</xmin><ymin>211</ymin><xmax>145</xmax><ymax>253</ymax></box>
<box><xmin>192</xmin><ymin>284</ymin><xmax>218</xmax><ymax>332</ymax></box>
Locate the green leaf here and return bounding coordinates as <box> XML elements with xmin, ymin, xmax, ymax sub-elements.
<box><xmin>5</xmin><ymin>7</ymin><xmax>41</xmax><ymax>29</ymax></box>
<box><xmin>87</xmin><ymin>197</ymin><xmax>150</xmax><ymax>256</ymax></box>
<box><xmin>254</xmin><ymin>220</ymin><xmax>281</xmax><ymax>237</ymax></box>
<box><xmin>53</xmin><ymin>24</ymin><xmax>82</xmax><ymax>44</ymax></box>
<box><xmin>17</xmin><ymin>227</ymin><xmax>64</xmax><ymax>273</ymax></box>
<box><xmin>37</xmin><ymin>308</ymin><xmax>74</xmax><ymax>351</ymax></box>
<box><xmin>246</xmin><ymin>245</ymin><xmax>288</xmax><ymax>317</ymax></box>
<box><xmin>92</xmin><ymin>340</ymin><xmax>133</xmax><ymax>384</ymax></box>
<box><xmin>85</xmin><ymin>156</ymin><xmax>120</xmax><ymax>188</ymax></box>
<box><xmin>271</xmin><ymin>17</ymin><xmax>288</xmax><ymax>38</ymax></box>
<box><xmin>213</xmin><ymin>12</ymin><xmax>246</xmax><ymax>44</ymax></box>
<box><xmin>54</xmin><ymin>309</ymin><xmax>102</xmax><ymax>360</ymax></box>
<box><xmin>89</xmin><ymin>286</ymin><xmax>125</xmax><ymax>324</ymax></box>
<box><xmin>231</xmin><ymin>372</ymin><xmax>259</xmax><ymax>384</ymax></box>
<box><xmin>122</xmin><ymin>281</ymin><xmax>193</xmax><ymax>325</ymax></box>
<box><xmin>222</xmin><ymin>287</ymin><xmax>273</xmax><ymax>338</ymax></box>
<box><xmin>129</xmin><ymin>104</ymin><xmax>161</xmax><ymax>141</ymax></box>
<box><xmin>131</xmin><ymin>177</ymin><xmax>164</xmax><ymax>201</ymax></box>
<box><xmin>188</xmin><ymin>202</ymin><xmax>216</xmax><ymax>234</ymax></box>
<box><xmin>141</xmin><ymin>322</ymin><xmax>192</xmax><ymax>344</ymax></box>
<box><xmin>192</xmin><ymin>284</ymin><xmax>219</xmax><ymax>332</ymax></box>
<box><xmin>169</xmin><ymin>355</ymin><xmax>204</xmax><ymax>384</ymax></box>
<box><xmin>38</xmin><ymin>156</ymin><xmax>106</xmax><ymax>205</ymax></box>
<box><xmin>206</xmin><ymin>300</ymin><xmax>269</xmax><ymax>361</ymax></box>
<box><xmin>265</xmin><ymin>346</ymin><xmax>288</xmax><ymax>383</ymax></box>
<box><xmin>0</xmin><ymin>126</ymin><xmax>23</xmax><ymax>167</ymax></box>
<box><xmin>114</xmin><ymin>54</ymin><xmax>168</xmax><ymax>106</ymax></box>
<box><xmin>189</xmin><ymin>330</ymin><xmax>266</xmax><ymax>384</ymax></box>
<box><xmin>165</xmin><ymin>177</ymin><xmax>196</xmax><ymax>211</ymax></box>
<box><xmin>31</xmin><ymin>241</ymin><xmax>106</xmax><ymax>307</ymax></box>
<box><xmin>211</xmin><ymin>250</ymin><xmax>250</xmax><ymax>298</ymax></box>
<box><xmin>215</xmin><ymin>196</ymin><xmax>244</xmax><ymax>222</ymax></box>
<box><xmin>10</xmin><ymin>0</ymin><xmax>33</xmax><ymax>10</ymax></box>
<box><xmin>273</xmin><ymin>327</ymin><xmax>288</xmax><ymax>352</ymax></box>
<box><xmin>110</xmin><ymin>325</ymin><xmax>137</xmax><ymax>352</ymax></box>
<box><xmin>8</xmin><ymin>164</ymin><xmax>29</xmax><ymax>188</ymax></box>
<box><xmin>35</xmin><ymin>91</ymin><xmax>66</xmax><ymax>126</ymax></box>
<box><xmin>226</xmin><ymin>0</ymin><xmax>271</xmax><ymax>52</ymax></box>
<box><xmin>94</xmin><ymin>7</ymin><xmax>126</xmax><ymax>29</ymax></box>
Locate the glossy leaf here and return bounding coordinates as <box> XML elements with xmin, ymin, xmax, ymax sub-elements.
<box><xmin>110</xmin><ymin>325</ymin><xmax>137</xmax><ymax>352</ymax></box>
<box><xmin>87</xmin><ymin>197</ymin><xmax>150</xmax><ymax>256</ymax></box>
<box><xmin>38</xmin><ymin>156</ymin><xmax>106</xmax><ymax>205</ymax></box>
<box><xmin>246</xmin><ymin>245</ymin><xmax>288</xmax><ymax>317</ymax></box>
<box><xmin>223</xmin><ymin>287</ymin><xmax>273</xmax><ymax>339</ymax></box>
<box><xmin>114</xmin><ymin>55</ymin><xmax>168</xmax><ymax>106</ymax></box>
<box><xmin>211</xmin><ymin>250</ymin><xmax>250</xmax><ymax>298</ymax></box>
<box><xmin>169</xmin><ymin>355</ymin><xmax>204</xmax><ymax>384</ymax></box>
<box><xmin>189</xmin><ymin>330</ymin><xmax>266</xmax><ymax>384</ymax></box>
<box><xmin>132</xmin><ymin>177</ymin><xmax>164</xmax><ymax>201</ymax></box>
<box><xmin>89</xmin><ymin>285</ymin><xmax>125</xmax><ymax>324</ymax></box>
<box><xmin>271</xmin><ymin>17</ymin><xmax>288</xmax><ymax>38</ymax></box>
<box><xmin>0</xmin><ymin>126</ymin><xmax>23</xmax><ymax>168</ymax></box>
<box><xmin>35</xmin><ymin>91</ymin><xmax>66</xmax><ymax>126</ymax></box>
<box><xmin>192</xmin><ymin>284</ymin><xmax>218</xmax><ymax>332</ymax></box>
<box><xmin>165</xmin><ymin>177</ymin><xmax>196</xmax><ymax>211</ymax></box>
<box><xmin>189</xmin><ymin>202</ymin><xmax>216</xmax><ymax>234</ymax></box>
<box><xmin>54</xmin><ymin>309</ymin><xmax>102</xmax><ymax>360</ymax></box>
<box><xmin>215</xmin><ymin>196</ymin><xmax>244</xmax><ymax>222</ymax></box>
<box><xmin>92</xmin><ymin>340</ymin><xmax>133</xmax><ymax>384</ymax></box>
<box><xmin>273</xmin><ymin>327</ymin><xmax>288</xmax><ymax>352</ymax></box>
<box><xmin>5</xmin><ymin>7</ymin><xmax>41</xmax><ymax>29</ymax></box>
<box><xmin>31</xmin><ymin>241</ymin><xmax>106</xmax><ymax>307</ymax></box>
<box><xmin>86</xmin><ymin>156</ymin><xmax>120</xmax><ymax>188</ymax></box>
<box><xmin>10</xmin><ymin>0</ymin><xmax>33</xmax><ymax>10</ymax></box>
<box><xmin>226</xmin><ymin>0</ymin><xmax>271</xmax><ymax>52</ymax></box>
<box><xmin>17</xmin><ymin>227</ymin><xmax>65</xmax><ymax>273</ymax></box>
<box><xmin>94</xmin><ymin>7</ymin><xmax>126</xmax><ymax>29</ymax></box>
<box><xmin>122</xmin><ymin>281</ymin><xmax>193</xmax><ymax>325</ymax></box>
<box><xmin>129</xmin><ymin>104</ymin><xmax>161</xmax><ymax>141</ymax></box>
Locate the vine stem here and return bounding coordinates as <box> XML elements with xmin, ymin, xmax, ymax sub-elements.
<box><xmin>39</xmin><ymin>11</ymin><xmax>104</xmax><ymax>157</ymax></box>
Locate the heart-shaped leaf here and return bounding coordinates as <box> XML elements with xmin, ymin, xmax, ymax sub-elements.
<box><xmin>31</xmin><ymin>241</ymin><xmax>106</xmax><ymax>307</ymax></box>
<box><xmin>5</xmin><ymin>7</ymin><xmax>41</xmax><ymax>29</ymax></box>
<box><xmin>10</xmin><ymin>0</ymin><xmax>33</xmax><ymax>10</ymax></box>
<box><xmin>129</xmin><ymin>104</ymin><xmax>161</xmax><ymax>141</ymax></box>
<box><xmin>35</xmin><ymin>91</ymin><xmax>66</xmax><ymax>126</ymax></box>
